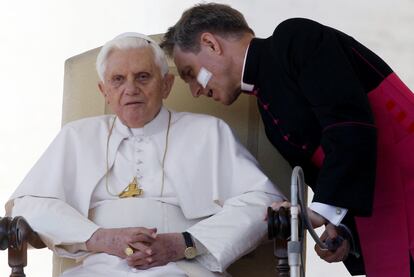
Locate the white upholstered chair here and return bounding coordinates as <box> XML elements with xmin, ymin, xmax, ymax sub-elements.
<box><xmin>54</xmin><ymin>34</ymin><xmax>292</xmax><ymax>277</ymax></box>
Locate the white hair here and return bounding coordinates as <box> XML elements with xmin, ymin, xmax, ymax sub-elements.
<box><xmin>96</xmin><ymin>33</ymin><xmax>169</xmax><ymax>82</ymax></box>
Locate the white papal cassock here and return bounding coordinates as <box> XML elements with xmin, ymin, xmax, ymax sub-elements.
<box><xmin>7</xmin><ymin>107</ymin><xmax>284</xmax><ymax>276</ymax></box>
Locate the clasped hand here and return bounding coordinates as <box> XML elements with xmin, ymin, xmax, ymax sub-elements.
<box><xmin>86</xmin><ymin>227</ymin><xmax>186</xmax><ymax>269</ymax></box>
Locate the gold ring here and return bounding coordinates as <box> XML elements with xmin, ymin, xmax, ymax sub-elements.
<box><xmin>124</xmin><ymin>247</ymin><xmax>134</xmax><ymax>256</ymax></box>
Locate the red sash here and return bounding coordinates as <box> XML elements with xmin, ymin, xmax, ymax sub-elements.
<box><xmin>312</xmin><ymin>73</ymin><xmax>414</xmax><ymax>276</ymax></box>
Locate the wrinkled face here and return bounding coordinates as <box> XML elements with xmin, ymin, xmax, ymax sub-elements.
<box><xmin>173</xmin><ymin>46</ymin><xmax>241</xmax><ymax>105</ymax></box>
<box><xmin>99</xmin><ymin>47</ymin><xmax>172</xmax><ymax>128</ymax></box>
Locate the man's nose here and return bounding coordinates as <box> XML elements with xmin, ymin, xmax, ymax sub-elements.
<box><xmin>124</xmin><ymin>80</ymin><xmax>139</xmax><ymax>95</ymax></box>
<box><xmin>189</xmin><ymin>81</ymin><xmax>202</xmax><ymax>98</ymax></box>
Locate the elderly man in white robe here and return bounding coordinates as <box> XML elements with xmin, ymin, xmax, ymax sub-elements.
<box><xmin>5</xmin><ymin>33</ymin><xmax>283</xmax><ymax>277</ymax></box>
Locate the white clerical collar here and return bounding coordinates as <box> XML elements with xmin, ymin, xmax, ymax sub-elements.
<box><xmin>114</xmin><ymin>106</ymin><xmax>169</xmax><ymax>137</ymax></box>
<box><xmin>241</xmin><ymin>44</ymin><xmax>255</xmax><ymax>92</ymax></box>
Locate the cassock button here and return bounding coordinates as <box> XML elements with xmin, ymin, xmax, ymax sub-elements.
<box><xmin>263</xmin><ymin>104</ymin><xmax>269</xmax><ymax>110</ymax></box>
<box><xmin>386</xmin><ymin>100</ymin><xmax>396</xmax><ymax>111</ymax></box>
<box><xmin>273</xmin><ymin>119</ymin><xmax>279</xmax><ymax>125</ymax></box>
<box><xmin>396</xmin><ymin>111</ymin><xmax>407</xmax><ymax>122</ymax></box>
<box><xmin>409</xmin><ymin>122</ymin><xmax>414</xmax><ymax>133</ymax></box>
<box><xmin>283</xmin><ymin>135</ymin><xmax>289</xmax><ymax>141</ymax></box>
<box><xmin>336</xmin><ymin>208</ymin><xmax>342</xmax><ymax>215</ymax></box>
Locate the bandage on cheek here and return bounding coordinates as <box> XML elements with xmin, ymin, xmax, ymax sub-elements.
<box><xmin>196</xmin><ymin>67</ymin><xmax>213</xmax><ymax>89</ymax></box>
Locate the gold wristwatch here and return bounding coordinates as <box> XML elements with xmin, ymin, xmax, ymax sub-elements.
<box><xmin>182</xmin><ymin>231</ymin><xmax>197</xmax><ymax>259</ymax></box>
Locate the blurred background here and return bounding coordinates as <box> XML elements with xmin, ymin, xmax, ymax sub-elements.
<box><xmin>1</xmin><ymin>0</ymin><xmax>413</xmax><ymax>276</ymax></box>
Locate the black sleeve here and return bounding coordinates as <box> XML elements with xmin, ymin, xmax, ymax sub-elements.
<box><xmin>273</xmin><ymin>18</ymin><xmax>377</xmax><ymax>216</ymax></box>
<box><xmin>341</xmin><ymin>214</ymin><xmax>366</xmax><ymax>275</ymax></box>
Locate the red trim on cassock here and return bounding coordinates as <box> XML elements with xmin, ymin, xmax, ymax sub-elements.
<box><xmin>311</xmin><ymin>145</ymin><xmax>325</xmax><ymax>169</ymax></box>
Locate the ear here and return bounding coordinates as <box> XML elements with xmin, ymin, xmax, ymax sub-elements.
<box><xmin>98</xmin><ymin>82</ymin><xmax>110</xmax><ymax>103</ymax></box>
<box><xmin>161</xmin><ymin>73</ymin><xmax>175</xmax><ymax>99</ymax></box>
<box><xmin>200</xmin><ymin>32</ymin><xmax>222</xmax><ymax>55</ymax></box>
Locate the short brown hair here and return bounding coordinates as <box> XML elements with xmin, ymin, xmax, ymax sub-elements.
<box><xmin>161</xmin><ymin>3</ymin><xmax>254</xmax><ymax>57</ymax></box>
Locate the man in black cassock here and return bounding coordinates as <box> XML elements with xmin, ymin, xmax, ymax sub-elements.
<box><xmin>161</xmin><ymin>3</ymin><xmax>414</xmax><ymax>276</ymax></box>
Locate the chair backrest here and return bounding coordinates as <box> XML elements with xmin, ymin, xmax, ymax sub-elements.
<box><xmin>55</xmin><ymin>34</ymin><xmax>291</xmax><ymax>277</ymax></box>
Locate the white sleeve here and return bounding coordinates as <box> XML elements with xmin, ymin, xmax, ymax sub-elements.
<box><xmin>11</xmin><ymin>196</ymin><xmax>99</xmax><ymax>260</ymax></box>
<box><xmin>309</xmin><ymin>202</ymin><xmax>347</xmax><ymax>226</ymax></box>
<box><xmin>187</xmin><ymin>191</ymin><xmax>282</xmax><ymax>272</ymax></box>
<box><xmin>181</xmin><ymin>118</ymin><xmax>285</xmax><ymax>272</ymax></box>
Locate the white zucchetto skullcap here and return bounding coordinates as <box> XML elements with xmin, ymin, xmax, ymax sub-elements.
<box><xmin>113</xmin><ymin>32</ymin><xmax>156</xmax><ymax>44</ymax></box>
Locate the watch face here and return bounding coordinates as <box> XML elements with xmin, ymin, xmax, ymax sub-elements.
<box><xmin>184</xmin><ymin>247</ymin><xmax>197</xmax><ymax>259</ymax></box>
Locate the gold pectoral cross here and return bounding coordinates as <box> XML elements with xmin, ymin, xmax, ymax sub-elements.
<box><xmin>119</xmin><ymin>177</ymin><xmax>144</xmax><ymax>198</ymax></box>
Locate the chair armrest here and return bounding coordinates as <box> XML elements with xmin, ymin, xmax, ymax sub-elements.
<box><xmin>1</xmin><ymin>216</ymin><xmax>46</xmax><ymax>277</ymax></box>
<box><xmin>267</xmin><ymin>207</ymin><xmax>291</xmax><ymax>277</ymax></box>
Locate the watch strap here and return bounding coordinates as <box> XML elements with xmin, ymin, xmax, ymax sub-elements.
<box><xmin>182</xmin><ymin>231</ymin><xmax>194</xmax><ymax>247</ymax></box>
